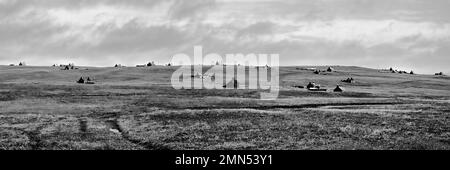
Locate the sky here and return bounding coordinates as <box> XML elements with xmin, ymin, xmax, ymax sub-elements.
<box><xmin>0</xmin><ymin>0</ymin><xmax>449</xmax><ymax>74</ymax></box>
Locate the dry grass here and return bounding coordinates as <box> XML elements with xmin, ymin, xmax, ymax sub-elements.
<box><xmin>0</xmin><ymin>65</ymin><xmax>449</xmax><ymax>150</ymax></box>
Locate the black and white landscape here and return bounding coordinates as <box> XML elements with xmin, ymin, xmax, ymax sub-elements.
<box><xmin>0</xmin><ymin>0</ymin><xmax>449</xmax><ymax>150</ymax></box>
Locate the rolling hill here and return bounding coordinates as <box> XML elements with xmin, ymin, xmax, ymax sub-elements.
<box><xmin>0</xmin><ymin>65</ymin><xmax>449</xmax><ymax>150</ymax></box>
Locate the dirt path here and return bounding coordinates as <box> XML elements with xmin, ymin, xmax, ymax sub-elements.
<box><xmin>174</xmin><ymin>102</ymin><xmax>405</xmax><ymax>110</ymax></box>
<box><xmin>96</xmin><ymin>113</ymin><xmax>171</xmax><ymax>150</ymax></box>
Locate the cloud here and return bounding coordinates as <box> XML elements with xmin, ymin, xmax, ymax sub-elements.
<box><xmin>168</xmin><ymin>0</ymin><xmax>216</xmax><ymax>19</ymax></box>
<box><xmin>0</xmin><ymin>0</ymin><xmax>450</xmax><ymax>73</ymax></box>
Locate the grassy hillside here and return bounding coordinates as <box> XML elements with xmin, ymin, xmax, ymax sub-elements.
<box><xmin>0</xmin><ymin>65</ymin><xmax>449</xmax><ymax>150</ymax></box>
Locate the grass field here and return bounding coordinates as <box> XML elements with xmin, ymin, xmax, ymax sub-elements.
<box><xmin>0</xmin><ymin>65</ymin><xmax>449</xmax><ymax>150</ymax></box>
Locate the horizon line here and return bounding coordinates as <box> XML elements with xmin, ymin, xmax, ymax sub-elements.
<box><xmin>2</xmin><ymin>64</ymin><xmax>447</xmax><ymax>75</ymax></box>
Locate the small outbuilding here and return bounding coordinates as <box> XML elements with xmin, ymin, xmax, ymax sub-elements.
<box><xmin>435</xmin><ymin>72</ymin><xmax>444</xmax><ymax>76</ymax></box>
<box><xmin>341</xmin><ymin>78</ymin><xmax>355</xmax><ymax>83</ymax></box>
<box><xmin>333</xmin><ymin>85</ymin><xmax>344</xmax><ymax>92</ymax></box>
<box><xmin>306</xmin><ymin>82</ymin><xmax>326</xmax><ymax>91</ymax></box>
<box><xmin>77</xmin><ymin>77</ymin><xmax>85</xmax><ymax>84</ymax></box>
<box><xmin>327</xmin><ymin>67</ymin><xmax>334</xmax><ymax>72</ymax></box>
<box><xmin>306</xmin><ymin>82</ymin><xmax>316</xmax><ymax>89</ymax></box>
<box><xmin>223</xmin><ymin>79</ymin><xmax>239</xmax><ymax>89</ymax></box>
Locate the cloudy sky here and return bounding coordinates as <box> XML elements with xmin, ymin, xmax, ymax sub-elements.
<box><xmin>1</xmin><ymin>0</ymin><xmax>449</xmax><ymax>73</ymax></box>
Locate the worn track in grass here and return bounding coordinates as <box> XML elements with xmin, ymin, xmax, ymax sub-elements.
<box><xmin>168</xmin><ymin>102</ymin><xmax>406</xmax><ymax>111</ymax></box>
<box><xmin>99</xmin><ymin>114</ymin><xmax>171</xmax><ymax>150</ymax></box>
